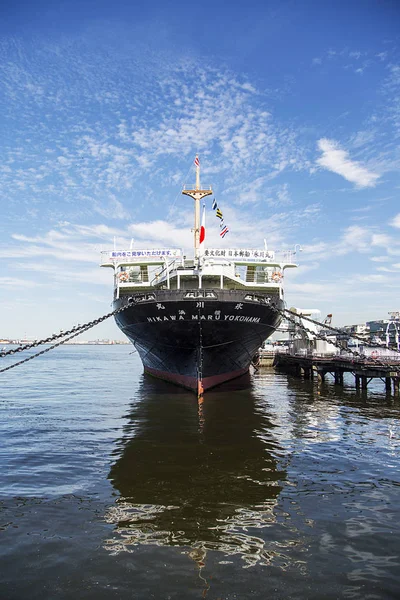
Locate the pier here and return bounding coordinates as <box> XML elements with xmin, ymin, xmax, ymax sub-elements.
<box><xmin>273</xmin><ymin>353</ymin><xmax>400</xmax><ymax>395</ymax></box>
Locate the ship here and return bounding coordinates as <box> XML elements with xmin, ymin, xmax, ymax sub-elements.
<box><xmin>101</xmin><ymin>156</ymin><xmax>297</xmax><ymax>395</ymax></box>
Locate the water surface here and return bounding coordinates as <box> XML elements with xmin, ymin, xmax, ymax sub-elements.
<box><xmin>1</xmin><ymin>346</ymin><xmax>399</xmax><ymax>599</ymax></box>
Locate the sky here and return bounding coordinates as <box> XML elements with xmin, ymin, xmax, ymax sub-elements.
<box><xmin>0</xmin><ymin>0</ymin><xmax>400</xmax><ymax>340</ymax></box>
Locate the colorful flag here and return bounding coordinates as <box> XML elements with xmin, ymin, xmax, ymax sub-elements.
<box><xmin>199</xmin><ymin>204</ymin><xmax>206</xmax><ymax>245</ymax></box>
<box><xmin>194</xmin><ymin>156</ymin><xmax>200</xmax><ymax>167</ymax></box>
<box><xmin>212</xmin><ymin>199</ymin><xmax>229</xmax><ymax>238</ymax></box>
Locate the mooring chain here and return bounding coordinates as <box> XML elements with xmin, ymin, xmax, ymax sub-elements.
<box><xmin>283</xmin><ymin>307</ymin><xmax>400</xmax><ymax>354</ymax></box>
<box><xmin>269</xmin><ymin>303</ymin><xmax>398</xmax><ymax>371</ymax></box>
<box><xmin>274</xmin><ymin>305</ymin><xmax>355</xmax><ymax>356</ymax></box>
<box><xmin>0</xmin><ymin>303</ymin><xmax>130</xmax><ymax>373</ymax></box>
<box><xmin>0</xmin><ymin>323</ymin><xmax>98</xmax><ymax>374</ymax></box>
<box><xmin>0</xmin><ymin>302</ymin><xmax>134</xmax><ymax>359</ymax></box>
<box><xmin>280</xmin><ymin>306</ymin><xmax>393</xmax><ymax>369</ymax></box>
<box><xmin>0</xmin><ymin>312</ymin><xmax>111</xmax><ymax>358</ymax></box>
<box><xmin>282</xmin><ymin>307</ymin><xmax>400</xmax><ymax>368</ymax></box>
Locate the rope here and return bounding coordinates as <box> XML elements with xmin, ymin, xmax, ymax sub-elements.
<box><xmin>168</xmin><ymin>160</ymin><xmax>196</xmax><ymax>214</ymax></box>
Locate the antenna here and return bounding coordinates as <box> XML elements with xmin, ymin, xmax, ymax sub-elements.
<box><xmin>264</xmin><ymin>239</ymin><xmax>268</xmax><ymax>251</ymax></box>
<box><xmin>130</xmin><ymin>238</ymin><xmax>134</xmax><ymax>250</ymax></box>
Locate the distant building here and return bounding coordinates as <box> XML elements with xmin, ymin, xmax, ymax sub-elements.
<box><xmin>342</xmin><ymin>323</ymin><xmax>369</xmax><ymax>336</ymax></box>
<box><xmin>341</xmin><ymin>324</ymin><xmax>370</xmax><ymax>348</ymax></box>
<box><xmin>367</xmin><ymin>312</ymin><xmax>400</xmax><ymax>348</ymax></box>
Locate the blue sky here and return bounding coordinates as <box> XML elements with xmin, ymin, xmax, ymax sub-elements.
<box><xmin>1</xmin><ymin>0</ymin><xmax>400</xmax><ymax>340</ymax></box>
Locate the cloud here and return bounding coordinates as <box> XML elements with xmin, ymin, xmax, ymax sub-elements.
<box><xmin>349</xmin><ymin>129</ymin><xmax>377</xmax><ymax>149</ymax></box>
<box><xmin>128</xmin><ymin>220</ymin><xmax>193</xmax><ymax>249</ymax></box>
<box><xmin>371</xmin><ymin>233</ymin><xmax>393</xmax><ymax>248</ymax></box>
<box><xmin>355</xmin><ymin>274</ymin><xmax>389</xmax><ymax>283</ymax></box>
<box><xmin>285</xmin><ymin>279</ymin><xmax>386</xmax><ymax>303</ymax></box>
<box><xmin>1</xmin><ymin>34</ymin><xmax>400</xmax><ymax>335</ymax></box>
<box><xmin>376</xmin><ymin>52</ymin><xmax>388</xmax><ymax>61</ymax></box>
<box><xmin>376</xmin><ymin>265</ymin><xmax>400</xmax><ymax>273</ymax></box>
<box><xmin>234</xmin><ymin>180</ymin><xmax>291</xmax><ymax>207</ymax></box>
<box><xmin>316</xmin><ymin>138</ymin><xmax>379</xmax><ymax>188</ymax></box>
<box><xmin>0</xmin><ymin>40</ymin><xmax>311</xmax><ymax>228</ymax></box>
<box><xmin>390</xmin><ymin>213</ymin><xmax>400</xmax><ymax>228</ymax></box>
<box><xmin>370</xmin><ymin>256</ymin><xmax>390</xmax><ymax>263</ymax></box>
<box><xmin>13</xmin><ymin>261</ymin><xmax>111</xmax><ymax>285</ymax></box>
<box><xmin>301</xmin><ymin>224</ymin><xmax>400</xmax><ymax>261</ymax></box>
<box><xmin>0</xmin><ymin>277</ymin><xmax>41</xmax><ymax>288</ymax></box>
<box><xmin>331</xmin><ymin>225</ymin><xmax>400</xmax><ymax>258</ymax></box>
<box><xmin>301</xmin><ymin>242</ymin><xmax>329</xmax><ymax>256</ymax></box>
<box><xmin>336</xmin><ymin>225</ymin><xmax>372</xmax><ymax>254</ymax></box>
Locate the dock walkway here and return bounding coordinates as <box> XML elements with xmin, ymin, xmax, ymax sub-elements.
<box><xmin>273</xmin><ymin>352</ymin><xmax>400</xmax><ymax>395</ymax></box>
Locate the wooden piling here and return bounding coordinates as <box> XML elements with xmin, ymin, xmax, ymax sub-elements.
<box><xmin>334</xmin><ymin>370</ymin><xmax>344</xmax><ymax>385</ymax></box>
<box><xmin>274</xmin><ymin>354</ymin><xmax>400</xmax><ymax>397</ymax></box>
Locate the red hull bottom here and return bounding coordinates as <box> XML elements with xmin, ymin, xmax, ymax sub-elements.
<box><xmin>144</xmin><ymin>366</ymin><xmax>249</xmax><ymax>393</ymax></box>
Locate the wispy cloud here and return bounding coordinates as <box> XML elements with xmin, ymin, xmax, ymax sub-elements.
<box><xmin>0</xmin><ymin>29</ymin><xmax>400</xmax><ymax>335</ymax></box>
<box><xmin>316</xmin><ymin>138</ymin><xmax>379</xmax><ymax>188</ymax></box>
<box><xmin>370</xmin><ymin>256</ymin><xmax>390</xmax><ymax>263</ymax></box>
<box><xmin>0</xmin><ymin>277</ymin><xmax>41</xmax><ymax>288</ymax></box>
<box><xmin>234</xmin><ymin>180</ymin><xmax>291</xmax><ymax>207</ymax></box>
<box><xmin>0</xmin><ymin>39</ymin><xmax>312</xmax><ymax>229</ymax></box>
<box><xmin>335</xmin><ymin>225</ymin><xmax>374</xmax><ymax>254</ymax></box>
<box><xmin>311</xmin><ymin>47</ymin><xmax>389</xmax><ymax>74</ymax></box>
<box><xmin>376</xmin><ymin>264</ymin><xmax>400</xmax><ymax>273</ymax></box>
<box><xmin>390</xmin><ymin>213</ymin><xmax>400</xmax><ymax>228</ymax></box>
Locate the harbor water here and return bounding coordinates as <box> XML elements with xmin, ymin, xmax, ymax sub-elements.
<box><xmin>1</xmin><ymin>345</ymin><xmax>400</xmax><ymax>599</ymax></box>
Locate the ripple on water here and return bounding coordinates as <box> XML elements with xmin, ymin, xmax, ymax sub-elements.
<box><xmin>0</xmin><ymin>348</ymin><xmax>400</xmax><ymax>599</ymax></box>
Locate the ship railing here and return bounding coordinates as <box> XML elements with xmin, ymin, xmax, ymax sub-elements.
<box><xmin>114</xmin><ymin>268</ymin><xmax>150</xmax><ymax>287</ymax></box>
<box><xmin>287</xmin><ymin>351</ymin><xmax>400</xmax><ymax>362</ymax></box>
<box><xmin>149</xmin><ymin>258</ymin><xmax>181</xmax><ymax>286</ymax></box>
<box><xmin>259</xmin><ymin>347</ymin><xmax>289</xmax><ymax>356</ymax></box>
<box><xmin>337</xmin><ymin>352</ymin><xmax>400</xmax><ymax>363</ymax></box>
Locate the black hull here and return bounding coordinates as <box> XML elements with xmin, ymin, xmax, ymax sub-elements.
<box><xmin>114</xmin><ymin>289</ymin><xmax>282</xmax><ymax>392</ymax></box>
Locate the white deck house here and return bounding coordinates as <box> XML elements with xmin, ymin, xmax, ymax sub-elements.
<box><xmin>101</xmin><ymin>247</ymin><xmax>298</xmax><ymax>299</ymax></box>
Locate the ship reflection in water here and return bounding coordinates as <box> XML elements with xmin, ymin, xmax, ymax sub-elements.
<box><xmin>104</xmin><ymin>374</ymin><xmax>286</xmax><ymax>568</ymax></box>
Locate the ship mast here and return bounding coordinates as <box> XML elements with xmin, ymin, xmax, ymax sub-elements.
<box><xmin>182</xmin><ymin>156</ymin><xmax>213</xmax><ymax>260</ymax></box>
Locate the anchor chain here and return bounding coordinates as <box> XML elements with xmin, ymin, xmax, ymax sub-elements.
<box><xmin>269</xmin><ymin>303</ymin><xmax>400</xmax><ymax>370</ymax></box>
<box><xmin>0</xmin><ymin>303</ymin><xmax>130</xmax><ymax>373</ymax></box>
